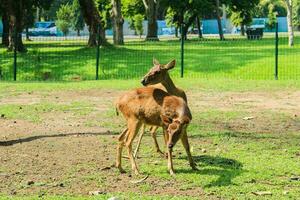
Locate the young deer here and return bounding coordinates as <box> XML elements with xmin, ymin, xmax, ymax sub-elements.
<box><xmin>134</xmin><ymin>59</ymin><xmax>188</xmax><ymax>157</ymax></box>
<box><xmin>115</xmin><ymin>87</ymin><xmax>197</xmax><ymax>175</ymax></box>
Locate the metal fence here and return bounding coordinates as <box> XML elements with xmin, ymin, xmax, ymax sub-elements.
<box><xmin>0</xmin><ymin>32</ymin><xmax>299</xmax><ymax>81</ymax></box>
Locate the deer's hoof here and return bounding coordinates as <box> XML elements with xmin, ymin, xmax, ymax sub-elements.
<box><xmin>190</xmin><ymin>162</ymin><xmax>198</xmax><ymax>171</ymax></box>
<box><xmin>169</xmin><ymin>170</ymin><xmax>175</xmax><ymax>176</ymax></box>
<box><xmin>134</xmin><ymin>170</ymin><xmax>140</xmax><ymax>176</ymax></box>
<box><xmin>118</xmin><ymin>167</ymin><xmax>126</xmax><ymax>174</ymax></box>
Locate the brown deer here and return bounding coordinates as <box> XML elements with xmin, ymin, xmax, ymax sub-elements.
<box><xmin>115</xmin><ymin>87</ymin><xmax>197</xmax><ymax>175</ymax></box>
<box><xmin>133</xmin><ymin>59</ymin><xmax>188</xmax><ymax>157</ymax></box>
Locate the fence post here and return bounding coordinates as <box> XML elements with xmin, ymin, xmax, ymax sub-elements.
<box><xmin>95</xmin><ymin>25</ymin><xmax>101</xmax><ymax>80</ymax></box>
<box><xmin>274</xmin><ymin>20</ymin><xmax>279</xmax><ymax>80</ymax></box>
<box><xmin>180</xmin><ymin>22</ymin><xmax>184</xmax><ymax>78</ymax></box>
<box><xmin>13</xmin><ymin>28</ymin><xmax>17</xmax><ymax>81</ymax></box>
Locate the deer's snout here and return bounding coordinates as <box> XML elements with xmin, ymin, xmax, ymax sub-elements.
<box><xmin>168</xmin><ymin>143</ymin><xmax>174</xmax><ymax>149</ymax></box>
<box><xmin>141</xmin><ymin>78</ymin><xmax>147</xmax><ymax>86</ymax></box>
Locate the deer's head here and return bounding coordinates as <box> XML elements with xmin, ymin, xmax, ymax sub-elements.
<box><xmin>141</xmin><ymin>58</ymin><xmax>176</xmax><ymax>86</ymax></box>
<box><xmin>161</xmin><ymin>115</ymin><xmax>190</xmax><ymax>149</ymax></box>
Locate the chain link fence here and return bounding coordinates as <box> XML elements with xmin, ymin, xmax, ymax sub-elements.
<box><xmin>0</xmin><ymin>32</ymin><xmax>299</xmax><ymax>81</ymax></box>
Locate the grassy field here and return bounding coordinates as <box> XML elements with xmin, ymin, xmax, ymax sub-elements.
<box><xmin>0</xmin><ymin>79</ymin><xmax>300</xmax><ymax>199</ymax></box>
<box><xmin>0</xmin><ymin>35</ymin><xmax>299</xmax><ymax>81</ymax></box>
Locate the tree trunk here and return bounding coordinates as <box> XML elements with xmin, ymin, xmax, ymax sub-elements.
<box><xmin>215</xmin><ymin>0</ymin><xmax>225</xmax><ymax>40</ymax></box>
<box><xmin>111</xmin><ymin>0</ymin><xmax>124</xmax><ymax>45</ymax></box>
<box><xmin>182</xmin><ymin>14</ymin><xmax>197</xmax><ymax>40</ymax></box>
<box><xmin>196</xmin><ymin>16</ymin><xmax>203</xmax><ymax>38</ymax></box>
<box><xmin>143</xmin><ymin>0</ymin><xmax>158</xmax><ymax>40</ymax></box>
<box><xmin>175</xmin><ymin>26</ymin><xmax>178</xmax><ymax>38</ymax></box>
<box><xmin>1</xmin><ymin>10</ymin><xmax>9</xmax><ymax>46</ymax></box>
<box><xmin>77</xmin><ymin>29</ymin><xmax>80</xmax><ymax>36</ymax></box>
<box><xmin>285</xmin><ymin>0</ymin><xmax>294</xmax><ymax>46</ymax></box>
<box><xmin>25</xmin><ymin>27</ymin><xmax>31</xmax><ymax>41</ymax></box>
<box><xmin>240</xmin><ymin>23</ymin><xmax>245</xmax><ymax>36</ymax></box>
<box><xmin>6</xmin><ymin>0</ymin><xmax>26</xmax><ymax>52</ymax></box>
<box><xmin>78</xmin><ymin>0</ymin><xmax>106</xmax><ymax>46</ymax></box>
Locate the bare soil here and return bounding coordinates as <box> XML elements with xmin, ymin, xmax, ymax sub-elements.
<box><xmin>0</xmin><ymin>88</ymin><xmax>299</xmax><ymax>198</ymax></box>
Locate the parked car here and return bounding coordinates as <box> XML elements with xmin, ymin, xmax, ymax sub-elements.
<box><xmin>28</xmin><ymin>21</ymin><xmax>58</xmax><ymax>36</ymax></box>
<box><xmin>246</xmin><ymin>19</ymin><xmax>266</xmax><ymax>39</ymax></box>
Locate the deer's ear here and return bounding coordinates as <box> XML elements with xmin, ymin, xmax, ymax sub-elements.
<box><xmin>153</xmin><ymin>58</ymin><xmax>160</xmax><ymax>65</ymax></box>
<box><xmin>161</xmin><ymin>115</ymin><xmax>172</xmax><ymax>126</ymax></box>
<box><xmin>164</xmin><ymin>59</ymin><xmax>176</xmax><ymax>70</ymax></box>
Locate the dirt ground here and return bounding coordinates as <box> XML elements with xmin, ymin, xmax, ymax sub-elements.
<box><xmin>0</xmin><ymin>88</ymin><xmax>299</xmax><ymax>198</ymax></box>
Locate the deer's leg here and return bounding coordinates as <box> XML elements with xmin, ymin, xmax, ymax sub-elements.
<box><xmin>163</xmin><ymin>128</ymin><xmax>175</xmax><ymax>175</ymax></box>
<box><xmin>116</xmin><ymin>128</ymin><xmax>128</xmax><ymax>173</ymax></box>
<box><xmin>133</xmin><ymin>123</ymin><xmax>145</xmax><ymax>158</ymax></box>
<box><xmin>181</xmin><ymin>129</ymin><xmax>197</xmax><ymax>170</ymax></box>
<box><xmin>150</xmin><ymin>126</ymin><xmax>164</xmax><ymax>156</ymax></box>
<box><xmin>167</xmin><ymin>149</ymin><xmax>175</xmax><ymax>176</ymax></box>
<box><xmin>163</xmin><ymin>129</ymin><xmax>169</xmax><ymax>159</ymax></box>
<box><xmin>125</xmin><ymin>119</ymin><xmax>142</xmax><ymax>175</ymax></box>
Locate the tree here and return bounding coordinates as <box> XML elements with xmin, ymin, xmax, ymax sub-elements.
<box><xmin>215</xmin><ymin>0</ymin><xmax>225</xmax><ymax>40</ymax></box>
<box><xmin>78</xmin><ymin>0</ymin><xmax>106</xmax><ymax>46</ymax></box>
<box><xmin>72</xmin><ymin>0</ymin><xmax>85</xmax><ymax>36</ymax></box>
<box><xmin>41</xmin><ymin>0</ymin><xmax>72</xmax><ymax>20</ymax></box>
<box><xmin>293</xmin><ymin>0</ymin><xmax>300</xmax><ymax>30</ymax></box>
<box><xmin>267</xmin><ymin>4</ymin><xmax>277</xmax><ymax>29</ymax></box>
<box><xmin>228</xmin><ymin>0</ymin><xmax>259</xmax><ymax>36</ymax></box>
<box><xmin>284</xmin><ymin>0</ymin><xmax>294</xmax><ymax>46</ymax></box>
<box><xmin>196</xmin><ymin>16</ymin><xmax>203</xmax><ymax>38</ymax></box>
<box><xmin>2</xmin><ymin>0</ymin><xmax>53</xmax><ymax>52</ymax></box>
<box><xmin>133</xmin><ymin>14</ymin><xmax>144</xmax><ymax>38</ymax></box>
<box><xmin>0</xmin><ymin>0</ymin><xmax>9</xmax><ymax>46</ymax></box>
<box><xmin>122</xmin><ymin>0</ymin><xmax>144</xmax><ymax>18</ymax></box>
<box><xmin>167</xmin><ymin>0</ymin><xmax>215</xmax><ymax>40</ymax></box>
<box><xmin>56</xmin><ymin>4</ymin><xmax>73</xmax><ymax>36</ymax></box>
<box><xmin>142</xmin><ymin>0</ymin><xmax>159</xmax><ymax>40</ymax></box>
<box><xmin>260</xmin><ymin>0</ymin><xmax>294</xmax><ymax>46</ymax></box>
<box><xmin>111</xmin><ymin>0</ymin><xmax>124</xmax><ymax>45</ymax></box>
<box><xmin>23</xmin><ymin>6</ymin><xmax>35</xmax><ymax>41</ymax></box>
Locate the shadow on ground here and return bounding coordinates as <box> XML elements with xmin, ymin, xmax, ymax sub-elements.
<box><xmin>0</xmin><ymin>131</ymin><xmax>119</xmax><ymax>146</ymax></box>
<box><xmin>178</xmin><ymin>155</ymin><xmax>244</xmax><ymax>188</ymax></box>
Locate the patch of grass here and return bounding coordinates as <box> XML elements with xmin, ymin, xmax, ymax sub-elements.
<box><xmin>0</xmin><ymin>79</ymin><xmax>300</xmax><ymax>95</ymax></box>
<box><xmin>0</xmin><ymin>101</ymin><xmax>95</xmax><ymax>122</ymax></box>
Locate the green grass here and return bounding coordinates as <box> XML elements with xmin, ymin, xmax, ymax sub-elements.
<box><xmin>0</xmin><ymin>36</ymin><xmax>299</xmax><ymax>81</ymax></box>
<box><xmin>0</xmin><ymin>79</ymin><xmax>300</xmax><ymax>199</ymax></box>
<box><xmin>0</xmin><ymin>101</ymin><xmax>94</xmax><ymax>122</ymax></box>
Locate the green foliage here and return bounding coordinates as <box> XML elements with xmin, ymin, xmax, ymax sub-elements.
<box><xmin>41</xmin><ymin>0</ymin><xmax>72</xmax><ymax>20</ymax></box>
<box><xmin>267</xmin><ymin>4</ymin><xmax>276</xmax><ymax>29</ymax></box>
<box><xmin>122</xmin><ymin>0</ymin><xmax>145</xmax><ymax>19</ymax></box>
<box><xmin>133</xmin><ymin>14</ymin><xmax>144</xmax><ymax>37</ymax></box>
<box><xmin>255</xmin><ymin>0</ymin><xmax>287</xmax><ymax>17</ymax></box>
<box><xmin>56</xmin><ymin>4</ymin><xmax>73</xmax><ymax>36</ymax></box>
<box><xmin>228</xmin><ymin>0</ymin><xmax>259</xmax><ymax>31</ymax></box>
<box><xmin>293</xmin><ymin>0</ymin><xmax>300</xmax><ymax>30</ymax></box>
<box><xmin>72</xmin><ymin>0</ymin><xmax>85</xmax><ymax>34</ymax></box>
<box><xmin>95</xmin><ymin>0</ymin><xmax>112</xmax><ymax>30</ymax></box>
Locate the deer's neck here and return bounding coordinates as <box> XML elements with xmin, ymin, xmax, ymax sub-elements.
<box><xmin>161</xmin><ymin>73</ymin><xmax>177</xmax><ymax>94</ymax></box>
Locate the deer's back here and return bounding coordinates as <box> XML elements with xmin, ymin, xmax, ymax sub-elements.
<box><xmin>117</xmin><ymin>87</ymin><xmax>168</xmax><ymax>126</ymax></box>
<box><xmin>117</xmin><ymin>87</ymin><xmax>191</xmax><ymax>126</ymax></box>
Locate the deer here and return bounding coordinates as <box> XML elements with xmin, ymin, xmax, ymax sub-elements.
<box><xmin>133</xmin><ymin>59</ymin><xmax>188</xmax><ymax>158</ymax></box>
<box><xmin>115</xmin><ymin>87</ymin><xmax>197</xmax><ymax>176</ymax></box>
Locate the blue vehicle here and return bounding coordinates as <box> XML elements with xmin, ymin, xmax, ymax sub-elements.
<box><xmin>28</xmin><ymin>21</ymin><xmax>61</xmax><ymax>36</ymax></box>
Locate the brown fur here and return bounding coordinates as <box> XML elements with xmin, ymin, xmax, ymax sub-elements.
<box><xmin>133</xmin><ymin>59</ymin><xmax>189</xmax><ymax>157</ymax></box>
<box><xmin>115</xmin><ymin>87</ymin><xmax>196</xmax><ymax>175</ymax></box>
